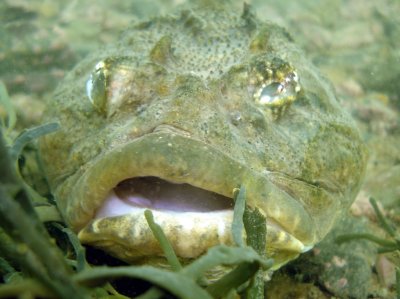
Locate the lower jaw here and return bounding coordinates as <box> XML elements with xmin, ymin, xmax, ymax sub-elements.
<box><xmin>79</xmin><ymin>209</ymin><xmax>233</xmax><ymax>260</ymax></box>
<box><xmin>78</xmin><ymin>207</ymin><xmax>307</xmax><ymax>270</ymax></box>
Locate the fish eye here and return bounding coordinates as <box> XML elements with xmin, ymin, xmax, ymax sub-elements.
<box><xmin>258</xmin><ymin>82</ymin><xmax>285</xmax><ymax>104</ymax></box>
<box><xmin>255</xmin><ymin>70</ymin><xmax>300</xmax><ymax>108</ymax></box>
<box><xmin>85</xmin><ymin>57</ymin><xmax>139</xmax><ymax>117</ymax></box>
<box><xmin>86</xmin><ymin>60</ymin><xmax>108</xmax><ymax>114</ymax></box>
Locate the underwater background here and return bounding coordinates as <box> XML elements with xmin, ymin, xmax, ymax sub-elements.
<box><xmin>1</xmin><ymin>0</ymin><xmax>399</xmax><ymax>298</ymax></box>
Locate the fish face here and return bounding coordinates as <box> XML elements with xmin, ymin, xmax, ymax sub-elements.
<box><xmin>40</xmin><ymin>5</ymin><xmax>367</xmax><ymax>269</ymax></box>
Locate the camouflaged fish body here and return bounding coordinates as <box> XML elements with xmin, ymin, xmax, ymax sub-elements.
<box><xmin>40</xmin><ymin>3</ymin><xmax>367</xmax><ymax>270</ymax></box>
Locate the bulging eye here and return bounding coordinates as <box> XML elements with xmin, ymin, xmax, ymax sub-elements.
<box><xmin>86</xmin><ymin>60</ymin><xmax>108</xmax><ymax>114</ymax></box>
<box><xmin>259</xmin><ymin>82</ymin><xmax>285</xmax><ymax>104</ymax></box>
<box><xmin>255</xmin><ymin>71</ymin><xmax>300</xmax><ymax>108</ymax></box>
<box><xmin>85</xmin><ymin>57</ymin><xmax>136</xmax><ymax>117</ymax></box>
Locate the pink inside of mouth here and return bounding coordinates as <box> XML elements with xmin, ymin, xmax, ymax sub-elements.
<box><xmin>95</xmin><ymin>176</ymin><xmax>233</xmax><ymax>218</ymax></box>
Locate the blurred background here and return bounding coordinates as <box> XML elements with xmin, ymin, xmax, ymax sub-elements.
<box><xmin>1</xmin><ymin>1</ymin><xmax>399</xmax><ymax>297</ymax></box>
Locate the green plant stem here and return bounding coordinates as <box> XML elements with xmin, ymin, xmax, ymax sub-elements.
<box><xmin>182</xmin><ymin>245</ymin><xmax>272</xmax><ymax>281</ymax></box>
<box><xmin>0</xmin><ymin>279</ymin><xmax>55</xmax><ymax>298</ymax></box>
<box><xmin>378</xmin><ymin>246</ymin><xmax>400</xmax><ymax>254</ymax></box>
<box><xmin>0</xmin><ymin>130</ymin><xmax>87</xmax><ymax>299</ymax></box>
<box><xmin>243</xmin><ymin>207</ymin><xmax>266</xmax><ymax>256</ymax></box>
<box><xmin>0</xmin><ymin>187</ymin><xmax>87</xmax><ymax>298</ymax></box>
<box><xmin>0</xmin><ymin>257</ymin><xmax>15</xmax><ymax>277</ymax></box>
<box><xmin>144</xmin><ymin>209</ymin><xmax>182</xmax><ymax>271</ymax></box>
<box><xmin>369</xmin><ymin>198</ymin><xmax>397</xmax><ymax>238</ymax></box>
<box><xmin>396</xmin><ymin>267</ymin><xmax>399</xmax><ymax>299</ymax></box>
<box><xmin>74</xmin><ymin>266</ymin><xmax>212</xmax><ymax>299</ymax></box>
<box><xmin>52</xmin><ymin>223</ymin><xmax>88</xmax><ymax>272</ymax></box>
<box><xmin>243</xmin><ymin>207</ymin><xmax>267</xmax><ymax>299</ymax></box>
<box><xmin>34</xmin><ymin>205</ymin><xmax>63</xmax><ymax>222</ymax></box>
<box><xmin>232</xmin><ymin>186</ymin><xmax>246</xmax><ymax>247</ymax></box>
<box><xmin>0</xmin><ymin>229</ymin><xmax>18</xmax><ymax>268</ymax></box>
<box><xmin>135</xmin><ymin>287</ymin><xmax>164</xmax><ymax>299</ymax></box>
<box><xmin>336</xmin><ymin>233</ymin><xmax>397</xmax><ymax>248</ymax></box>
<box><xmin>206</xmin><ymin>262</ymin><xmax>259</xmax><ymax>298</ymax></box>
<box><xmin>0</xmin><ymin>131</ymin><xmax>16</xmax><ymax>185</ymax></box>
<box><xmin>102</xmin><ymin>283</ymin><xmax>131</xmax><ymax>299</ymax></box>
<box><xmin>0</xmin><ymin>80</ymin><xmax>16</xmax><ymax>131</ymax></box>
<box><xmin>10</xmin><ymin>122</ymin><xmax>60</xmax><ymax>162</ymax></box>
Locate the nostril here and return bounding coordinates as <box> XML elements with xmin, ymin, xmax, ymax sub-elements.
<box><xmin>152</xmin><ymin>124</ymin><xmax>191</xmax><ymax>137</ymax></box>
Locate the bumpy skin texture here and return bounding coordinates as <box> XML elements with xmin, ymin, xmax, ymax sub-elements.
<box><xmin>40</xmin><ymin>4</ymin><xmax>367</xmax><ymax>268</ymax></box>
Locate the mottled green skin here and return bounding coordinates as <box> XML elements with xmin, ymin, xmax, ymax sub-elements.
<box><xmin>40</xmin><ymin>4</ymin><xmax>367</xmax><ymax>267</ymax></box>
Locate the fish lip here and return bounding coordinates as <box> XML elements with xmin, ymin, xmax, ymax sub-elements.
<box><xmin>77</xmin><ymin>208</ymin><xmax>309</xmax><ymax>264</ymax></box>
<box><xmin>78</xmin><ymin>209</ymin><xmax>235</xmax><ymax>261</ymax></box>
<box><xmin>58</xmin><ymin>130</ymin><xmax>326</xmax><ymax>251</ymax></box>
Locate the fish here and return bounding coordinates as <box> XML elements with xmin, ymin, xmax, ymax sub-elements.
<box><xmin>39</xmin><ymin>2</ymin><xmax>367</xmax><ymax>271</ymax></box>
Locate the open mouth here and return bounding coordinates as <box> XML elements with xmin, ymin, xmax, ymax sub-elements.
<box><xmin>96</xmin><ymin>176</ymin><xmax>234</xmax><ymax>218</ymax></box>
<box><xmin>58</xmin><ymin>130</ymin><xmax>324</xmax><ymax>267</ymax></box>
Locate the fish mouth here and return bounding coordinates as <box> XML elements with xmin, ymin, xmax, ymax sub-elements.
<box><xmin>96</xmin><ymin>176</ymin><xmax>234</xmax><ymax>216</ymax></box>
<box><xmin>58</xmin><ymin>130</ymin><xmax>330</xmax><ymax>268</ymax></box>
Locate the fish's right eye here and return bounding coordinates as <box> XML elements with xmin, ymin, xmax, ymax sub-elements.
<box><xmin>86</xmin><ymin>60</ymin><xmax>108</xmax><ymax>114</ymax></box>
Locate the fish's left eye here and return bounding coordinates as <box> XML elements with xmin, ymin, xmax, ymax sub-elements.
<box><xmin>255</xmin><ymin>71</ymin><xmax>300</xmax><ymax>108</ymax></box>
